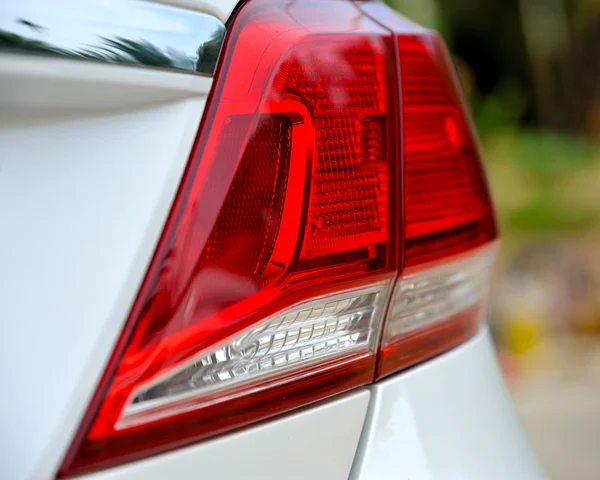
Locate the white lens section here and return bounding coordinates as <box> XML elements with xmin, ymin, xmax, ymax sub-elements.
<box><xmin>385</xmin><ymin>246</ymin><xmax>496</xmax><ymax>342</ymax></box>
<box><xmin>122</xmin><ymin>282</ymin><xmax>391</xmax><ymax>424</ymax></box>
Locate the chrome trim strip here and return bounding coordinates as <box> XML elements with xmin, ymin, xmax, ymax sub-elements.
<box><xmin>0</xmin><ymin>0</ymin><xmax>225</xmax><ymax>75</ymax></box>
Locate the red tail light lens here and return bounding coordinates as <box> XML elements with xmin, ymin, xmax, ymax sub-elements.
<box><xmin>357</xmin><ymin>3</ymin><xmax>498</xmax><ymax>379</ymax></box>
<box><xmin>398</xmin><ymin>35</ymin><xmax>496</xmax><ymax>267</ymax></box>
<box><xmin>60</xmin><ymin>1</ymin><xmax>497</xmax><ymax>476</ymax></box>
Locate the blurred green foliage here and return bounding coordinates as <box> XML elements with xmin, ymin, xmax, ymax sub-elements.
<box><xmin>485</xmin><ymin>129</ymin><xmax>598</xmax><ymax>233</ymax></box>
<box><xmin>507</xmin><ymin>196</ymin><xmax>597</xmax><ymax>231</ymax></box>
<box><xmin>514</xmin><ymin>132</ymin><xmax>595</xmax><ymax>175</ymax></box>
<box><xmin>472</xmin><ymin>81</ymin><xmax>526</xmax><ymax>138</ymax></box>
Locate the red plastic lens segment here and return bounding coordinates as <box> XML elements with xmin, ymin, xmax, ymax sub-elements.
<box><xmin>376</xmin><ymin>33</ymin><xmax>497</xmax><ymax>377</ymax></box>
<box><xmin>398</xmin><ymin>34</ymin><xmax>497</xmax><ymax>267</ymax></box>
<box><xmin>59</xmin><ymin>0</ymin><xmax>397</xmax><ymax>476</ymax></box>
<box><xmin>355</xmin><ymin>1</ymin><xmax>498</xmax><ymax>379</ymax></box>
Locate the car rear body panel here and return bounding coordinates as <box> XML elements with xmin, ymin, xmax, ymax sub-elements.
<box><xmin>72</xmin><ymin>390</ymin><xmax>370</xmax><ymax>480</ymax></box>
<box><xmin>0</xmin><ymin>55</ymin><xmax>210</xmax><ymax>480</ymax></box>
<box><xmin>351</xmin><ymin>328</ymin><xmax>546</xmax><ymax>480</ymax></box>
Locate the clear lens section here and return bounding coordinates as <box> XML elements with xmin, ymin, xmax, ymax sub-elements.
<box><xmin>122</xmin><ymin>283</ymin><xmax>390</xmax><ymax>425</ymax></box>
<box><xmin>385</xmin><ymin>246</ymin><xmax>496</xmax><ymax>342</ymax></box>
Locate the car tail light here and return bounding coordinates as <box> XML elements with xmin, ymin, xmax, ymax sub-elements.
<box><xmin>355</xmin><ymin>3</ymin><xmax>498</xmax><ymax>379</ymax></box>
<box><xmin>378</xmin><ymin>245</ymin><xmax>496</xmax><ymax>378</ymax></box>
<box><xmin>59</xmin><ymin>0</ymin><xmax>497</xmax><ymax>476</ymax></box>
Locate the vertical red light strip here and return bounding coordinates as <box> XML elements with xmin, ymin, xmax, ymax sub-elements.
<box><xmin>398</xmin><ymin>34</ymin><xmax>497</xmax><ymax>267</ymax></box>
<box><xmin>355</xmin><ymin>2</ymin><xmax>498</xmax><ymax>379</ymax></box>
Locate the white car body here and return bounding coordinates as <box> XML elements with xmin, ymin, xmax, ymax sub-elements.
<box><xmin>0</xmin><ymin>1</ymin><xmax>546</xmax><ymax>479</ymax></box>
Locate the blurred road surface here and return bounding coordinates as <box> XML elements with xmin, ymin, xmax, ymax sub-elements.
<box><xmin>509</xmin><ymin>337</ymin><xmax>600</xmax><ymax>479</ymax></box>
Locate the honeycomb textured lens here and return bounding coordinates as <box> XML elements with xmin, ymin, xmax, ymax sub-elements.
<box><xmin>275</xmin><ymin>40</ymin><xmax>390</xmax><ymax>258</ymax></box>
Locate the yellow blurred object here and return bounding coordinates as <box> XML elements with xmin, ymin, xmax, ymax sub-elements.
<box><xmin>502</xmin><ymin>310</ymin><xmax>547</xmax><ymax>356</ymax></box>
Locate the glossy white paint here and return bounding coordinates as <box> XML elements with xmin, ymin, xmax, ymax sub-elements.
<box><xmin>155</xmin><ymin>0</ymin><xmax>239</xmax><ymax>22</ymax></box>
<box><xmin>0</xmin><ymin>55</ymin><xmax>211</xmax><ymax>480</ymax></box>
<box><xmin>351</xmin><ymin>327</ymin><xmax>547</xmax><ymax>480</ymax></box>
<box><xmin>74</xmin><ymin>390</ymin><xmax>370</xmax><ymax>480</ymax></box>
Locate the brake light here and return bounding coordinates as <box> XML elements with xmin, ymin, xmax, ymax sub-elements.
<box><xmin>398</xmin><ymin>35</ymin><xmax>496</xmax><ymax>266</ymax></box>
<box><xmin>59</xmin><ymin>1</ymin><xmax>497</xmax><ymax>476</ymax></box>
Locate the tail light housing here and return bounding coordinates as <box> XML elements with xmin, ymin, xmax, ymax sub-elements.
<box><xmin>59</xmin><ymin>0</ymin><xmax>497</xmax><ymax>476</ymax></box>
